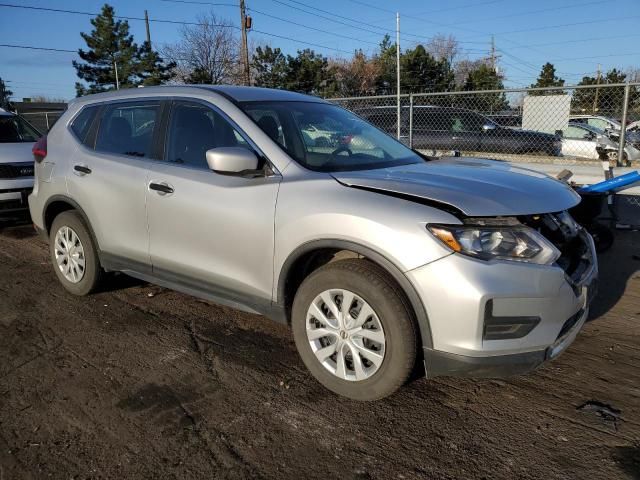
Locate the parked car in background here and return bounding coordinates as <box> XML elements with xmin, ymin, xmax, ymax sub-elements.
<box><xmin>561</xmin><ymin>122</ymin><xmax>640</xmax><ymax>163</ymax></box>
<box><xmin>0</xmin><ymin>108</ymin><xmax>40</xmax><ymax>220</ymax></box>
<box><xmin>357</xmin><ymin>105</ymin><xmax>561</xmax><ymax>156</ymax></box>
<box><xmin>29</xmin><ymin>86</ymin><xmax>596</xmax><ymax>400</ymax></box>
<box><xmin>570</xmin><ymin>114</ymin><xmax>640</xmax><ymax>149</ymax></box>
<box><xmin>627</xmin><ymin>120</ymin><xmax>640</xmax><ymax>132</ymax></box>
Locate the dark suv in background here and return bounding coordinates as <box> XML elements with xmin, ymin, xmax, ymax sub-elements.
<box><xmin>357</xmin><ymin>105</ymin><xmax>561</xmax><ymax>156</ymax></box>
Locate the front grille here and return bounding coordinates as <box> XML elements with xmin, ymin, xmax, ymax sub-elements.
<box><xmin>0</xmin><ymin>163</ymin><xmax>34</xmax><ymax>179</ymax></box>
<box><xmin>520</xmin><ymin>211</ymin><xmax>593</xmax><ymax>285</ymax></box>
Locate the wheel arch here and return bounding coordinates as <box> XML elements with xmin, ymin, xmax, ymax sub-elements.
<box><xmin>43</xmin><ymin>195</ymin><xmax>103</xmax><ymax>262</ymax></box>
<box><xmin>277</xmin><ymin>239</ymin><xmax>433</xmax><ymax>349</ymax></box>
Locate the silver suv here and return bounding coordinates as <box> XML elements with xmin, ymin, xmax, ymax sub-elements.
<box><xmin>29</xmin><ymin>86</ymin><xmax>597</xmax><ymax>400</ymax></box>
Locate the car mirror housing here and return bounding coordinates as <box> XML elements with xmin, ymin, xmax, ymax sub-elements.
<box><xmin>482</xmin><ymin>123</ymin><xmax>496</xmax><ymax>132</ymax></box>
<box><xmin>206</xmin><ymin>147</ymin><xmax>260</xmax><ymax>174</ymax></box>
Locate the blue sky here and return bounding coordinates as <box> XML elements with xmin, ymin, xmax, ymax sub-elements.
<box><xmin>1</xmin><ymin>0</ymin><xmax>639</xmax><ymax>101</ymax></box>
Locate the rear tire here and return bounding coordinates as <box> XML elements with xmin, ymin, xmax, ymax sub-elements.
<box><xmin>292</xmin><ymin>259</ymin><xmax>417</xmax><ymax>401</ymax></box>
<box><xmin>49</xmin><ymin>211</ymin><xmax>102</xmax><ymax>296</ymax></box>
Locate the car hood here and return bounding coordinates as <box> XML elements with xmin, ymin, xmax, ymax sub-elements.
<box><xmin>0</xmin><ymin>142</ymin><xmax>35</xmax><ymax>164</ymax></box>
<box><xmin>331</xmin><ymin>158</ymin><xmax>580</xmax><ymax>216</ymax></box>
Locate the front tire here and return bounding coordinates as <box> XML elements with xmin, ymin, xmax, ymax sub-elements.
<box><xmin>49</xmin><ymin>211</ymin><xmax>102</xmax><ymax>296</ymax></box>
<box><xmin>292</xmin><ymin>259</ymin><xmax>417</xmax><ymax>401</ymax></box>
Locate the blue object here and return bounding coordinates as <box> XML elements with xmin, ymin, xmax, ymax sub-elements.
<box><xmin>578</xmin><ymin>170</ymin><xmax>640</xmax><ymax>193</ymax></box>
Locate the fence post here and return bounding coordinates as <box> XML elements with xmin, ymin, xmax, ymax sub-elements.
<box><xmin>617</xmin><ymin>81</ymin><xmax>631</xmax><ymax>167</ymax></box>
<box><xmin>45</xmin><ymin>112</ymin><xmax>49</xmax><ymax>131</ymax></box>
<box><xmin>409</xmin><ymin>94</ymin><xmax>414</xmax><ymax>149</ymax></box>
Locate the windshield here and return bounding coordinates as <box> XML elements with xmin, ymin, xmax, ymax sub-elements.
<box><xmin>239</xmin><ymin>101</ymin><xmax>423</xmax><ymax>172</ymax></box>
<box><xmin>0</xmin><ymin>115</ymin><xmax>41</xmax><ymax>143</ymax></box>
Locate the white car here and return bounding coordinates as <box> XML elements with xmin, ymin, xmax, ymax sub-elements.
<box><xmin>0</xmin><ymin>108</ymin><xmax>40</xmax><ymax>220</ymax></box>
<box><xmin>561</xmin><ymin>123</ymin><xmax>640</xmax><ymax>162</ymax></box>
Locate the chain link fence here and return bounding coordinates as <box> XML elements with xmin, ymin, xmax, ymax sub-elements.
<box><xmin>330</xmin><ymin>83</ymin><xmax>640</xmax><ymax>167</ymax></box>
<box><xmin>18</xmin><ymin>111</ymin><xmax>65</xmax><ymax>134</ymax></box>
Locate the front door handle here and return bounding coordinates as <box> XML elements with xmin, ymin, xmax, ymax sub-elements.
<box><xmin>74</xmin><ymin>165</ymin><xmax>92</xmax><ymax>175</ymax></box>
<box><xmin>149</xmin><ymin>182</ymin><xmax>174</xmax><ymax>195</ymax></box>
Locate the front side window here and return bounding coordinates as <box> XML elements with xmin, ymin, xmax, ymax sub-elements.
<box><xmin>0</xmin><ymin>115</ymin><xmax>41</xmax><ymax>143</ymax></box>
<box><xmin>240</xmin><ymin>101</ymin><xmax>423</xmax><ymax>172</ymax></box>
<box><xmin>564</xmin><ymin>125</ymin><xmax>588</xmax><ymax>139</ymax></box>
<box><xmin>95</xmin><ymin>102</ymin><xmax>160</xmax><ymax>157</ymax></box>
<box><xmin>166</xmin><ymin>101</ymin><xmax>252</xmax><ymax>169</ymax></box>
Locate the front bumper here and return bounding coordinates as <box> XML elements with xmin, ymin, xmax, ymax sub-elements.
<box><xmin>409</xmin><ymin>231</ymin><xmax>597</xmax><ymax>378</ymax></box>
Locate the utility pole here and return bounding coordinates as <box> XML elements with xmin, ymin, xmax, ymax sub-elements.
<box><xmin>396</xmin><ymin>12</ymin><xmax>401</xmax><ymax>140</ymax></box>
<box><xmin>488</xmin><ymin>35</ymin><xmax>501</xmax><ymax>73</ymax></box>
<box><xmin>239</xmin><ymin>0</ymin><xmax>251</xmax><ymax>86</ymax></box>
<box><xmin>114</xmin><ymin>60</ymin><xmax>120</xmax><ymax>90</ymax></box>
<box><xmin>144</xmin><ymin>10</ymin><xmax>151</xmax><ymax>47</ymax></box>
<box><xmin>593</xmin><ymin>63</ymin><xmax>601</xmax><ymax>113</ymax></box>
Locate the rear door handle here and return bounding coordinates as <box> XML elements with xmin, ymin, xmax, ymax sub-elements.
<box><xmin>73</xmin><ymin>165</ymin><xmax>92</xmax><ymax>175</ymax></box>
<box><xmin>149</xmin><ymin>182</ymin><xmax>174</xmax><ymax>195</ymax></box>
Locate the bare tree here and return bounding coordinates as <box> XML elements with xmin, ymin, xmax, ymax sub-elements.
<box><xmin>162</xmin><ymin>12</ymin><xmax>239</xmax><ymax>84</ymax></box>
<box><xmin>329</xmin><ymin>51</ymin><xmax>381</xmax><ymax>97</ymax></box>
<box><xmin>426</xmin><ymin>34</ymin><xmax>460</xmax><ymax>65</ymax></box>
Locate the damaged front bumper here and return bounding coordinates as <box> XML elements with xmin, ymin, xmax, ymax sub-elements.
<box><xmin>409</xmin><ymin>228</ymin><xmax>597</xmax><ymax>379</ymax></box>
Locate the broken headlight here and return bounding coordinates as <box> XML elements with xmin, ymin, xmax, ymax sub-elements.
<box><xmin>427</xmin><ymin>219</ymin><xmax>560</xmax><ymax>265</ymax></box>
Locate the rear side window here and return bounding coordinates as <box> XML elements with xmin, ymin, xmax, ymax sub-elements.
<box><xmin>95</xmin><ymin>101</ymin><xmax>160</xmax><ymax>158</ymax></box>
<box><xmin>70</xmin><ymin>106</ymin><xmax>98</xmax><ymax>145</ymax></box>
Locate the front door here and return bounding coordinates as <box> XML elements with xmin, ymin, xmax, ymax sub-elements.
<box><xmin>146</xmin><ymin>100</ymin><xmax>281</xmax><ymax>305</ymax></box>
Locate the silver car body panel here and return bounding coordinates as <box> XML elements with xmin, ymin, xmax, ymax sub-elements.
<box><xmin>331</xmin><ymin>159</ymin><xmax>580</xmax><ymax>216</ymax></box>
<box><xmin>28</xmin><ymin>85</ymin><xmax>596</xmax><ymax>377</ymax></box>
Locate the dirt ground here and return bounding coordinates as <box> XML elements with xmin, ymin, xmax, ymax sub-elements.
<box><xmin>0</xmin><ymin>222</ymin><xmax>639</xmax><ymax>480</ymax></box>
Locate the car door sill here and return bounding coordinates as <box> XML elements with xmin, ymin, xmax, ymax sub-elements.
<box><xmin>100</xmin><ymin>252</ymin><xmax>287</xmax><ymax>324</ymax></box>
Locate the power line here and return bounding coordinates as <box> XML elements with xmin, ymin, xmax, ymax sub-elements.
<box><xmin>158</xmin><ymin>0</ymin><xmax>237</xmax><ymax>6</ymax></box>
<box><xmin>247</xmin><ymin>7</ymin><xmax>380</xmax><ymax>46</ymax></box>
<box><xmin>0</xmin><ymin>43</ymin><xmax>76</xmax><ymax>53</ymax></box>
<box><xmin>343</xmin><ymin>0</ymin><xmax>395</xmax><ymax>14</ymax></box>
<box><xmin>454</xmin><ymin>0</ymin><xmax>607</xmax><ymax>25</ymax></box>
<box><xmin>0</xmin><ymin>2</ymin><xmax>352</xmax><ymax>54</ymax></box>
<box><xmin>476</xmin><ymin>14</ymin><xmax>640</xmax><ymax>37</ymax></box>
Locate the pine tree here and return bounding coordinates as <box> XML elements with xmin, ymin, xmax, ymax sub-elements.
<box><xmin>400</xmin><ymin>45</ymin><xmax>454</xmax><ymax>94</ymax></box>
<box><xmin>529</xmin><ymin>62</ymin><xmax>565</xmax><ymax>96</ymax></box>
<box><xmin>459</xmin><ymin>64</ymin><xmax>509</xmax><ymax>112</ymax></box>
<box><xmin>0</xmin><ymin>77</ymin><xmax>13</xmax><ymax>110</ymax></box>
<box><xmin>73</xmin><ymin>4</ymin><xmax>139</xmax><ymax>95</ymax></box>
<box><xmin>252</xmin><ymin>46</ymin><xmax>289</xmax><ymax>89</ymax></box>
<box><xmin>137</xmin><ymin>41</ymin><xmax>175</xmax><ymax>86</ymax></box>
<box><xmin>73</xmin><ymin>4</ymin><xmax>173</xmax><ymax>96</ymax></box>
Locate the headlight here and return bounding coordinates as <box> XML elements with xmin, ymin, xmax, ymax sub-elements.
<box><xmin>427</xmin><ymin>222</ymin><xmax>560</xmax><ymax>265</ymax></box>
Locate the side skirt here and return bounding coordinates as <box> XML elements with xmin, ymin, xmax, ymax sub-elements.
<box><xmin>101</xmin><ymin>253</ymin><xmax>288</xmax><ymax>324</ymax></box>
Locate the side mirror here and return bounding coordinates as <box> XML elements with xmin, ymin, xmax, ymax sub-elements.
<box><xmin>482</xmin><ymin>123</ymin><xmax>496</xmax><ymax>132</ymax></box>
<box><xmin>206</xmin><ymin>147</ymin><xmax>259</xmax><ymax>174</ymax></box>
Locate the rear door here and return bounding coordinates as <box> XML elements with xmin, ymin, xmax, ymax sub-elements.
<box><xmin>66</xmin><ymin>100</ymin><xmax>163</xmax><ymax>269</ymax></box>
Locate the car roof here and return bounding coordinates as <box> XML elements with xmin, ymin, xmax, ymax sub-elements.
<box><xmin>70</xmin><ymin>85</ymin><xmax>328</xmax><ymax>107</ymax></box>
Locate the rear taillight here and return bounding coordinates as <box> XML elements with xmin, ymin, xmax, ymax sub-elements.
<box><xmin>33</xmin><ymin>135</ymin><xmax>47</xmax><ymax>163</ymax></box>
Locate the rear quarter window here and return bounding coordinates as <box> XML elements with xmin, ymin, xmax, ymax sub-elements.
<box><xmin>70</xmin><ymin>106</ymin><xmax>99</xmax><ymax>145</ymax></box>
